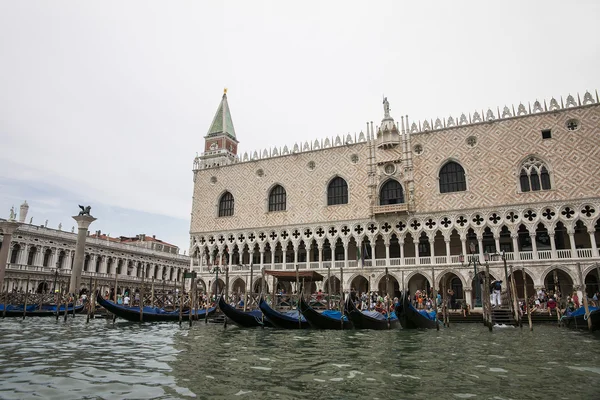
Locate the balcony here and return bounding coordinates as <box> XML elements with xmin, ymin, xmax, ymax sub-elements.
<box><xmin>373</xmin><ymin>203</ymin><xmax>409</xmax><ymax>215</ymax></box>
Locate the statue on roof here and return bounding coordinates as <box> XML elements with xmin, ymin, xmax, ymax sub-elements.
<box><xmin>78</xmin><ymin>205</ymin><xmax>92</xmax><ymax>216</ymax></box>
<box><xmin>9</xmin><ymin>206</ymin><xmax>16</xmax><ymax>221</ymax></box>
<box><xmin>383</xmin><ymin>97</ymin><xmax>390</xmax><ymax>118</ymax></box>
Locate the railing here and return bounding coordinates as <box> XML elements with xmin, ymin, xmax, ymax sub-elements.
<box><xmin>520</xmin><ymin>251</ymin><xmax>533</xmax><ymax>260</ymax></box>
<box><xmin>372</xmin><ymin>203</ymin><xmax>409</xmax><ymax>215</ymax></box>
<box><xmin>577</xmin><ymin>248</ymin><xmax>593</xmax><ymax>258</ymax></box>
<box><xmin>186</xmin><ymin>247</ymin><xmax>600</xmax><ymax>275</ymax></box>
<box><xmin>538</xmin><ymin>250</ymin><xmax>552</xmax><ymax>260</ymax></box>
<box><xmin>557</xmin><ymin>249</ymin><xmax>572</xmax><ymax>259</ymax></box>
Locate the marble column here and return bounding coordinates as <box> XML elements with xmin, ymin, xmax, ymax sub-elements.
<box><xmin>588</xmin><ymin>228</ymin><xmax>598</xmax><ymax>257</ymax></box>
<box><xmin>68</xmin><ymin>214</ymin><xmax>97</xmax><ymax>294</ymax></box>
<box><xmin>530</xmin><ymin>233</ymin><xmax>538</xmax><ymax>260</ymax></box>
<box><xmin>445</xmin><ymin>239</ymin><xmax>451</xmax><ymax>264</ymax></box>
<box><xmin>0</xmin><ymin>220</ymin><xmax>22</xmax><ymax>291</ymax></box>
<box><xmin>549</xmin><ymin>232</ymin><xmax>557</xmax><ymax>259</ymax></box>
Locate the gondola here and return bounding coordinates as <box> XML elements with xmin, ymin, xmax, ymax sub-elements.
<box><xmin>258</xmin><ymin>297</ymin><xmax>310</xmax><ymax>329</ymax></box>
<box><xmin>218</xmin><ymin>295</ymin><xmax>273</xmax><ymax>328</ymax></box>
<box><xmin>396</xmin><ymin>291</ymin><xmax>438</xmax><ymax>329</ymax></box>
<box><xmin>0</xmin><ymin>303</ymin><xmax>85</xmax><ymax>318</ymax></box>
<box><xmin>561</xmin><ymin>306</ymin><xmax>599</xmax><ymax>331</ymax></box>
<box><xmin>344</xmin><ymin>296</ymin><xmax>399</xmax><ymax>330</ymax></box>
<box><xmin>96</xmin><ymin>293</ymin><xmax>216</xmax><ymax>322</ymax></box>
<box><xmin>298</xmin><ymin>297</ymin><xmax>353</xmax><ymax>330</ymax></box>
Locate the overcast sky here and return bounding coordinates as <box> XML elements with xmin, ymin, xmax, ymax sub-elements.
<box><xmin>1</xmin><ymin>1</ymin><xmax>599</xmax><ymax>252</ymax></box>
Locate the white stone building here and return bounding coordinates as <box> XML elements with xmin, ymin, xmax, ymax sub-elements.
<box><xmin>189</xmin><ymin>90</ymin><xmax>600</xmax><ymax>307</ymax></box>
<box><xmin>0</xmin><ymin>209</ymin><xmax>189</xmax><ymax>294</ymax></box>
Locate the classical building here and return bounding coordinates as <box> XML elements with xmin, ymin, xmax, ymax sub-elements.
<box><xmin>0</xmin><ymin>207</ymin><xmax>189</xmax><ymax>294</ymax></box>
<box><xmin>189</xmin><ymin>90</ymin><xmax>600</xmax><ymax>307</ymax></box>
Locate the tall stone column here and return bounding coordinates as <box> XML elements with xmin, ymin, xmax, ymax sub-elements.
<box><xmin>68</xmin><ymin>214</ymin><xmax>96</xmax><ymax>294</ymax></box>
<box><xmin>0</xmin><ymin>220</ymin><xmax>22</xmax><ymax>291</ymax></box>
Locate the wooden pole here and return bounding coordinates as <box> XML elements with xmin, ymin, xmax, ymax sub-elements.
<box><xmin>484</xmin><ymin>263</ymin><xmax>492</xmax><ymax>331</ymax></box>
<box><xmin>243</xmin><ymin>271</ymin><xmax>248</xmax><ymax>312</ymax></box>
<box><xmin>23</xmin><ymin>276</ymin><xmax>30</xmax><ymax>320</ymax></box>
<box><xmin>86</xmin><ymin>276</ymin><xmax>92</xmax><ymax>322</ymax></box>
<box><xmin>56</xmin><ymin>281</ymin><xmax>62</xmax><ymax>321</ymax></box>
<box><xmin>577</xmin><ymin>262</ymin><xmax>592</xmax><ymax>332</ymax></box>
<box><xmin>385</xmin><ymin>267</ymin><xmax>390</xmax><ymax>329</ymax></box>
<box><xmin>522</xmin><ymin>268</ymin><xmax>532</xmax><ymax>331</ymax></box>
<box><xmin>260</xmin><ymin>268</ymin><xmax>265</xmax><ymax>327</ymax></box>
<box><xmin>64</xmin><ymin>288</ymin><xmax>70</xmax><ymax>322</ymax></box>
<box><xmin>249</xmin><ymin>262</ymin><xmax>254</xmax><ymax>309</ymax></box>
<box><xmin>113</xmin><ymin>273</ymin><xmax>118</xmax><ymax>303</ymax></box>
<box><xmin>2</xmin><ymin>278</ymin><xmax>8</xmax><ymax>319</ymax></box>
<box><xmin>179</xmin><ymin>272</ymin><xmax>185</xmax><ymax>326</ymax></box>
<box><xmin>295</xmin><ymin>264</ymin><xmax>299</xmax><ymax>310</ymax></box>
<box><xmin>553</xmin><ymin>270</ymin><xmax>562</xmax><ymax>325</ymax></box>
<box><xmin>432</xmin><ymin>267</ymin><xmax>439</xmax><ymax>330</ymax></box>
<box><xmin>339</xmin><ymin>264</ymin><xmax>344</xmax><ymax>330</ymax></box>
<box><xmin>151</xmin><ymin>277</ymin><xmax>155</xmax><ymax>308</ymax></box>
<box><xmin>327</xmin><ymin>264</ymin><xmax>331</xmax><ymax>310</ymax></box>
<box><xmin>190</xmin><ymin>276</ymin><xmax>194</xmax><ymax>327</ymax></box>
<box><xmin>509</xmin><ymin>265</ymin><xmax>520</xmax><ymax>326</ymax></box>
<box><xmin>139</xmin><ymin>269</ymin><xmax>145</xmax><ymax>323</ymax></box>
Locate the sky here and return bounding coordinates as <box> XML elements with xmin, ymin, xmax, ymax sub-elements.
<box><xmin>1</xmin><ymin>1</ymin><xmax>599</xmax><ymax>252</ymax></box>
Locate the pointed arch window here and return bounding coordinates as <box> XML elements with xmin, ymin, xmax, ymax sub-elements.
<box><xmin>269</xmin><ymin>185</ymin><xmax>286</xmax><ymax>212</ymax></box>
<box><xmin>439</xmin><ymin>161</ymin><xmax>466</xmax><ymax>193</ymax></box>
<box><xmin>380</xmin><ymin>180</ymin><xmax>404</xmax><ymax>205</ymax></box>
<box><xmin>520</xmin><ymin>157</ymin><xmax>551</xmax><ymax>192</ymax></box>
<box><xmin>327</xmin><ymin>177</ymin><xmax>348</xmax><ymax>205</ymax></box>
<box><xmin>218</xmin><ymin>192</ymin><xmax>235</xmax><ymax>217</ymax></box>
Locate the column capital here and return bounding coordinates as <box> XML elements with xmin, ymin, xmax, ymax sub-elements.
<box><xmin>0</xmin><ymin>220</ymin><xmax>22</xmax><ymax>236</ymax></box>
<box><xmin>72</xmin><ymin>215</ymin><xmax>97</xmax><ymax>230</ymax></box>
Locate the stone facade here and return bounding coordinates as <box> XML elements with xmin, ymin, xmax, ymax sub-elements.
<box><xmin>0</xmin><ymin>220</ymin><xmax>190</xmax><ymax>294</ymax></box>
<box><xmin>189</xmin><ymin>92</ymin><xmax>600</xmax><ymax>306</ymax></box>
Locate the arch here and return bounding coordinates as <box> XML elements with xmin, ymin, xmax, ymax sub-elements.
<box><xmin>268</xmin><ymin>184</ymin><xmax>287</xmax><ymax>212</ymax></box>
<box><xmin>518</xmin><ymin>155</ymin><xmax>551</xmax><ymax>192</ymax></box>
<box><xmin>540</xmin><ymin>265</ymin><xmax>577</xmax><ymax>288</ymax></box>
<box><xmin>435</xmin><ymin>268</ymin><xmax>467</xmax><ymax>289</ymax></box>
<box><xmin>252</xmin><ymin>277</ymin><xmax>269</xmax><ymax>294</ymax></box>
<box><xmin>27</xmin><ymin>246</ymin><xmax>37</xmax><ymax>266</ymax></box>
<box><xmin>377</xmin><ymin>274</ymin><xmax>400</xmax><ymax>298</ymax></box>
<box><xmin>350</xmin><ymin>274</ymin><xmax>369</xmax><ymax>293</ymax></box>
<box><xmin>231</xmin><ymin>277</ymin><xmax>246</xmax><ymax>294</ymax></box>
<box><xmin>36</xmin><ymin>281</ymin><xmax>49</xmax><ymax>294</ymax></box>
<box><xmin>508</xmin><ymin>268</ymin><xmax>535</xmax><ymax>299</ymax></box>
<box><xmin>323</xmin><ymin>275</ymin><xmax>341</xmax><ymax>295</ymax></box>
<box><xmin>218</xmin><ymin>191</ymin><xmax>235</xmax><ymax>217</ymax></box>
<box><xmin>583</xmin><ymin>268</ymin><xmax>599</xmax><ymax>298</ymax></box>
<box><xmin>10</xmin><ymin>244</ymin><xmax>20</xmax><ymax>264</ymax></box>
<box><xmin>542</xmin><ymin>267</ymin><xmax>574</xmax><ymax>297</ymax></box>
<box><xmin>210</xmin><ymin>278</ymin><xmax>226</xmax><ymax>295</ymax></box>
<box><xmin>42</xmin><ymin>248</ymin><xmax>52</xmax><ymax>267</ymax></box>
<box><xmin>197</xmin><ymin>279</ymin><xmax>207</xmax><ymax>294</ymax></box>
<box><xmin>404</xmin><ymin>270</ymin><xmax>432</xmax><ymax>289</ymax></box>
<box><xmin>327</xmin><ymin>176</ymin><xmax>348</xmax><ymax>205</ymax></box>
<box><xmin>407</xmin><ymin>272</ymin><xmax>431</xmax><ymax>297</ymax></box>
<box><xmin>379</xmin><ymin>179</ymin><xmax>405</xmax><ymax>205</ymax></box>
<box><xmin>438</xmin><ymin>160</ymin><xmax>466</xmax><ymax>193</ymax></box>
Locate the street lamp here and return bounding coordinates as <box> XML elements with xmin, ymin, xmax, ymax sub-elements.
<box><xmin>460</xmin><ymin>241</ymin><xmax>489</xmax><ymax>307</ymax></box>
<box><xmin>208</xmin><ymin>263</ymin><xmax>227</xmax><ymax>301</ymax></box>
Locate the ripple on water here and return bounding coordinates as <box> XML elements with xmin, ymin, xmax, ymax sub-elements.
<box><xmin>1</xmin><ymin>319</ymin><xmax>600</xmax><ymax>399</ymax></box>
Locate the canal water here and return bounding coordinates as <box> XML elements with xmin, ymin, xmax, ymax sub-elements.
<box><xmin>0</xmin><ymin>317</ymin><xmax>598</xmax><ymax>399</ymax></box>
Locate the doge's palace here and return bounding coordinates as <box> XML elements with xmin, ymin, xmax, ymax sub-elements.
<box><xmin>190</xmin><ymin>90</ymin><xmax>600</xmax><ymax>307</ymax></box>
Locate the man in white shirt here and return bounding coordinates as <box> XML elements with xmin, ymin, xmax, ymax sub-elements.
<box><xmin>124</xmin><ymin>295</ymin><xmax>130</xmax><ymax>306</ymax></box>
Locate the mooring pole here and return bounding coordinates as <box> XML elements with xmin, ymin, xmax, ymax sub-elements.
<box><xmin>522</xmin><ymin>268</ymin><xmax>532</xmax><ymax>331</ymax></box>
<box><xmin>23</xmin><ymin>276</ymin><xmax>30</xmax><ymax>320</ymax></box>
<box><xmin>577</xmin><ymin>262</ymin><xmax>592</xmax><ymax>332</ymax></box>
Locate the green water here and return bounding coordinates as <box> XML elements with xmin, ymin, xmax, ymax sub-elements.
<box><xmin>0</xmin><ymin>317</ymin><xmax>598</xmax><ymax>399</ymax></box>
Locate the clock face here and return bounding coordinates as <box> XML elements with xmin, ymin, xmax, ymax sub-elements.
<box><xmin>209</xmin><ymin>142</ymin><xmax>218</xmax><ymax>150</ymax></box>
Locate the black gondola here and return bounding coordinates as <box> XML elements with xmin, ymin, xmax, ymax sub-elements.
<box><xmin>218</xmin><ymin>295</ymin><xmax>273</xmax><ymax>328</ymax></box>
<box><xmin>258</xmin><ymin>297</ymin><xmax>310</xmax><ymax>329</ymax></box>
<box><xmin>396</xmin><ymin>291</ymin><xmax>439</xmax><ymax>329</ymax></box>
<box><xmin>96</xmin><ymin>293</ymin><xmax>216</xmax><ymax>322</ymax></box>
<box><xmin>344</xmin><ymin>296</ymin><xmax>399</xmax><ymax>330</ymax></box>
<box><xmin>0</xmin><ymin>303</ymin><xmax>85</xmax><ymax>318</ymax></box>
<box><xmin>298</xmin><ymin>297</ymin><xmax>353</xmax><ymax>330</ymax></box>
<box><xmin>561</xmin><ymin>306</ymin><xmax>599</xmax><ymax>331</ymax></box>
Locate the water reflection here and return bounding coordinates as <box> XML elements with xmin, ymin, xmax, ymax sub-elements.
<box><xmin>0</xmin><ymin>318</ymin><xmax>598</xmax><ymax>399</ymax></box>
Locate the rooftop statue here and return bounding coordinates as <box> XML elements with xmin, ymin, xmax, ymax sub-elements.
<box><xmin>383</xmin><ymin>97</ymin><xmax>390</xmax><ymax>118</ymax></box>
<box><xmin>78</xmin><ymin>205</ymin><xmax>92</xmax><ymax>216</ymax></box>
<box><xmin>9</xmin><ymin>206</ymin><xmax>16</xmax><ymax>221</ymax></box>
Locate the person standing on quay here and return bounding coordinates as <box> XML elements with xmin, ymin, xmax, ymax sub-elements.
<box><xmin>491</xmin><ymin>280</ymin><xmax>502</xmax><ymax>308</ymax></box>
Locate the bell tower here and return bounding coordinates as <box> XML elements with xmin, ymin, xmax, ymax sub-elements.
<box><xmin>196</xmin><ymin>89</ymin><xmax>239</xmax><ymax>169</ymax></box>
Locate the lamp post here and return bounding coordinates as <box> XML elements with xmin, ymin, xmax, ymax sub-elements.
<box><xmin>208</xmin><ymin>263</ymin><xmax>226</xmax><ymax>301</ymax></box>
<box><xmin>459</xmin><ymin>241</ymin><xmax>489</xmax><ymax>307</ymax></box>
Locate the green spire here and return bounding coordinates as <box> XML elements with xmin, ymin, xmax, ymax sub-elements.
<box><xmin>206</xmin><ymin>89</ymin><xmax>236</xmax><ymax>139</ymax></box>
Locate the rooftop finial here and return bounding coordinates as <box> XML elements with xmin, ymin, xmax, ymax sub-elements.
<box><xmin>383</xmin><ymin>96</ymin><xmax>390</xmax><ymax>118</ymax></box>
<box><xmin>224</xmin><ymin>87</ymin><xmax>228</xmax><ymax>95</ymax></box>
